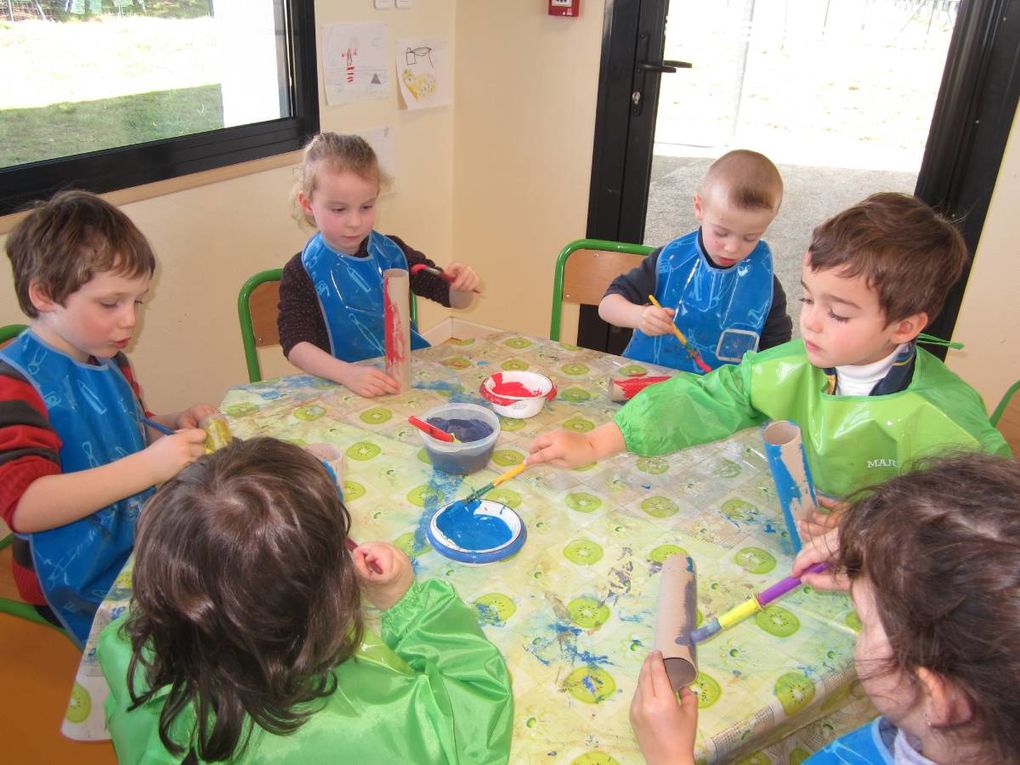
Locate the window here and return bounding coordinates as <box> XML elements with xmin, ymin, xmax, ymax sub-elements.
<box><xmin>0</xmin><ymin>0</ymin><xmax>318</xmax><ymax>216</ymax></box>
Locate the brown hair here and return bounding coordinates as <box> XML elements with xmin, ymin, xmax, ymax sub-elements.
<box><xmin>5</xmin><ymin>190</ymin><xmax>156</xmax><ymax>318</ymax></box>
<box><xmin>290</xmin><ymin>132</ymin><xmax>390</xmax><ymax>227</ymax></box>
<box><xmin>837</xmin><ymin>452</ymin><xmax>1020</xmax><ymax>764</ymax></box>
<box><xmin>701</xmin><ymin>149</ymin><xmax>784</xmax><ymax>212</ymax></box>
<box><xmin>124</xmin><ymin>437</ymin><xmax>363</xmax><ymax>761</ymax></box>
<box><xmin>807</xmin><ymin>192</ymin><xmax>969</xmax><ymax>324</ymax></box>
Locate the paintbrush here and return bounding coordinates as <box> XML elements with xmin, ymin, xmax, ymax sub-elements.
<box><xmin>407</xmin><ymin>415</ymin><xmax>458</xmax><ymax>443</ymax></box>
<box><xmin>646</xmin><ymin>294</ymin><xmax>713</xmax><ymax>373</ymax></box>
<box><xmin>690</xmin><ymin>562</ymin><xmax>828</xmax><ymax>643</ymax></box>
<box><xmin>409</xmin><ymin>263</ymin><xmax>481</xmax><ymax>293</ymax></box>
<box><xmin>463</xmin><ymin>462</ymin><xmax>528</xmax><ymax>504</ymax></box>
<box><xmin>344</xmin><ymin>537</ymin><xmax>384</xmax><ymax>574</ymax></box>
<box><xmin>142</xmin><ymin>417</ymin><xmax>174</xmax><ymax>436</ymax></box>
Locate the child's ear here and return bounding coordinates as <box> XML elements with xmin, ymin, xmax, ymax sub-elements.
<box><xmin>693</xmin><ymin>193</ymin><xmax>705</xmax><ymax>223</ymax></box>
<box><xmin>917</xmin><ymin>667</ymin><xmax>973</xmax><ymax>728</ymax></box>
<box><xmin>297</xmin><ymin>191</ymin><xmax>314</xmax><ymax>218</ymax></box>
<box><xmin>889</xmin><ymin>311</ymin><xmax>929</xmax><ymax>344</ymax></box>
<box><xmin>27</xmin><ymin>280</ymin><xmax>58</xmax><ymax>313</ymax></box>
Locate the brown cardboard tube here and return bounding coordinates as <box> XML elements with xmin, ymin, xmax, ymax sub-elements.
<box><xmin>383</xmin><ymin>268</ymin><xmax>412</xmax><ymax>393</ymax></box>
<box><xmin>654</xmin><ymin>553</ymin><xmax>698</xmax><ymax>690</ymax></box>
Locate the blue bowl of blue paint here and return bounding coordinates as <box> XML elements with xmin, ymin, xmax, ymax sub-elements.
<box><xmin>418</xmin><ymin>403</ymin><xmax>500</xmax><ymax>476</ymax></box>
<box><xmin>427</xmin><ymin>499</ymin><xmax>526</xmax><ymax>565</ymax></box>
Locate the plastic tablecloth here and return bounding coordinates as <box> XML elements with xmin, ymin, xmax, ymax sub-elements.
<box><xmin>64</xmin><ymin>332</ymin><xmax>874</xmax><ymax>763</ymax></box>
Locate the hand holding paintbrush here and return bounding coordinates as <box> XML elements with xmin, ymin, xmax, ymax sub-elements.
<box><xmin>646</xmin><ymin>295</ymin><xmax>712</xmax><ymax>373</ymax></box>
<box><xmin>410</xmin><ymin>263</ymin><xmax>482</xmax><ymax>294</ymax></box>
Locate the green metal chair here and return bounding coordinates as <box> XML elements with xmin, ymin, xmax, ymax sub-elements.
<box><xmin>0</xmin><ymin>322</ymin><xmax>64</xmax><ymax>632</ymax></box>
<box><xmin>238</xmin><ymin>268</ymin><xmax>420</xmax><ymax>383</ymax></box>
<box><xmin>549</xmin><ymin>238</ymin><xmax>654</xmax><ymax>342</ymax></box>
<box><xmin>991</xmin><ymin>379</ymin><xmax>1020</xmax><ymax>457</ymax></box>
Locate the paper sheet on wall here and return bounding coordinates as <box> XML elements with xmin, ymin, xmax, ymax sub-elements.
<box><xmin>322</xmin><ymin>23</ymin><xmax>390</xmax><ymax>105</ymax></box>
<box><xmin>395</xmin><ymin>37</ymin><xmax>451</xmax><ymax>110</ymax></box>
<box><xmin>362</xmin><ymin>126</ymin><xmax>397</xmax><ymax>185</ymax></box>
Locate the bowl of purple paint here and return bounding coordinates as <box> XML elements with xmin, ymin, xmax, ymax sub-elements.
<box><xmin>418</xmin><ymin>402</ymin><xmax>500</xmax><ymax>475</ymax></box>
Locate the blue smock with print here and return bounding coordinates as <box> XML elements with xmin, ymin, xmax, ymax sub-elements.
<box><xmin>0</xmin><ymin>330</ymin><xmax>153</xmax><ymax>646</ymax></box>
<box><xmin>302</xmin><ymin>230</ymin><xmax>429</xmax><ymax>363</ymax></box>
<box><xmin>624</xmin><ymin>230</ymin><xmax>773</xmax><ymax>372</ymax></box>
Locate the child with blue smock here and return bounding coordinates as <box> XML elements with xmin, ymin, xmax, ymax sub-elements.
<box><xmin>0</xmin><ymin>191</ymin><xmax>211</xmax><ymax>645</ymax></box>
<box><xmin>530</xmin><ymin>193</ymin><xmax>1009</xmax><ymax>501</ymax></box>
<box><xmin>630</xmin><ymin>452</ymin><xmax>1020</xmax><ymax>765</ymax></box>
<box><xmin>99</xmin><ymin>437</ymin><xmax>513</xmax><ymax>764</ymax></box>
<box><xmin>278</xmin><ymin>132</ymin><xmax>482</xmax><ymax>398</ymax></box>
<box><xmin>599</xmin><ymin>150</ymin><xmax>792</xmax><ymax>372</ymax></box>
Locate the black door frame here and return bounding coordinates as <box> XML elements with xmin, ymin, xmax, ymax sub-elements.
<box><xmin>584</xmin><ymin>0</ymin><xmax>1020</xmax><ymax>357</ymax></box>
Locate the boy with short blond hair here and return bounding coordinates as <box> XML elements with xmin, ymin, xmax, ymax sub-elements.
<box><xmin>600</xmin><ymin>149</ymin><xmax>792</xmax><ymax>372</ymax></box>
<box><xmin>532</xmin><ymin>193</ymin><xmax>1009</xmax><ymax>498</ymax></box>
<box><xmin>0</xmin><ymin>190</ymin><xmax>211</xmax><ymax>644</ymax></box>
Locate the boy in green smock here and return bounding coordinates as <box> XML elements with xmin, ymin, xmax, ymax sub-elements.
<box><xmin>529</xmin><ymin>193</ymin><xmax>1009</xmax><ymax>500</ymax></box>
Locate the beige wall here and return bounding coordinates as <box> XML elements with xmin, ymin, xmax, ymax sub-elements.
<box><xmin>0</xmin><ymin>0</ymin><xmax>1016</xmax><ymax>413</ymax></box>
<box><xmin>945</xmin><ymin>112</ymin><xmax>1020</xmax><ymax>410</ymax></box>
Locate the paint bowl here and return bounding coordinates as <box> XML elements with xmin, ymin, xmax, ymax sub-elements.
<box><xmin>479</xmin><ymin>371</ymin><xmax>557</xmax><ymax>419</ymax></box>
<box><xmin>418</xmin><ymin>403</ymin><xmax>500</xmax><ymax>475</ymax></box>
<box><xmin>427</xmin><ymin>499</ymin><xmax>527</xmax><ymax>565</ymax></box>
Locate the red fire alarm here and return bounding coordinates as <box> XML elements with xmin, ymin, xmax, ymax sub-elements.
<box><xmin>548</xmin><ymin>0</ymin><xmax>580</xmax><ymax>17</ymax></box>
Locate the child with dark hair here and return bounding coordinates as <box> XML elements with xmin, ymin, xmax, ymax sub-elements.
<box><xmin>0</xmin><ymin>190</ymin><xmax>211</xmax><ymax>644</ymax></box>
<box><xmin>98</xmin><ymin>437</ymin><xmax>513</xmax><ymax>764</ymax></box>
<box><xmin>630</xmin><ymin>451</ymin><xmax>1020</xmax><ymax>764</ymax></box>
<box><xmin>531</xmin><ymin>193</ymin><xmax>1009</xmax><ymax>499</ymax></box>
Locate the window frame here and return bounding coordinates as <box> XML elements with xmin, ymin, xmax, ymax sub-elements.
<box><xmin>0</xmin><ymin>0</ymin><xmax>319</xmax><ymax>217</ymax></box>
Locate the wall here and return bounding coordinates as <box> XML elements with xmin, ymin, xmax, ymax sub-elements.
<box><xmin>0</xmin><ymin>0</ymin><xmax>456</xmax><ymax>413</ymax></box>
<box><xmin>451</xmin><ymin>2</ymin><xmax>606</xmax><ymax>340</ymax></box>
<box><xmin>945</xmin><ymin>111</ymin><xmax>1020</xmax><ymax>409</ymax></box>
<box><xmin>1</xmin><ymin>0</ymin><xmax>1016</xmax><ymax>413</ymax></box>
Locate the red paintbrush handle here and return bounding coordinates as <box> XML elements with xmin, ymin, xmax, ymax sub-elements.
<box><xmin>409</xmin><ymin>263</ymin><xmax>481</xmax><ymax>293</ymax></box>
<box><xmin>345</xmin><ymin>537</ymin><xmax>383</xmax><ymax>574</ymax></box>
<box><xmin>408</xmin><ymin>415</ymin><xmax>455</xmax><ymax>442</ymax></box>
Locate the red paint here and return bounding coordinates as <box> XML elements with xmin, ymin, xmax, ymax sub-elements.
<box><xmin>489</xmin><ymin>372</ymin><xmax>540</xmax><ymax>397</ymax></box>
<box><xmin>408</xmin><ymin>263</ymin><xmax>481</xmax><ymax>293</ymax></box>
<box><xmin>610</xmin><ymin>375</ymin><xmax>671</xmax><ymax>400</ymax></box>
<box><xmin>383</xmin><ymin>276</ymin><xmax>407</xmax><ymax>369</ymax></box>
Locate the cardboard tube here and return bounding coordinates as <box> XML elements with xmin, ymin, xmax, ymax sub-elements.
<box><xmin>383</xmin><ymin>268</ymin><xmax>411</xmax><ymax>393</ymax></box>
<box><xmin>199</xmin><ymin>414</ymin><xmax>233</xmax><ymax>453</ymax></box>
<box><xmin>654</xmin><ymin>554</ymin><xmax>699</xmax><ymax>690</ymax></box>
<box><xmin>763</xmin><ymin>420</ymin><xmax>818</xmax><ymax>553</ymax></box>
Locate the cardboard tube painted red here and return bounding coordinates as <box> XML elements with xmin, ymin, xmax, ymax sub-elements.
<box><xmin>654</xmin><ymin>553</ymin><xmax>699</xmax><ymax>690</ymax></box>
<box><xmin>383</xmin><ymin>268</ymin><xmax>411</xmax><ymax>393</ymax></box>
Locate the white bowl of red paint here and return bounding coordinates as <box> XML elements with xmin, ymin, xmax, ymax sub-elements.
<box><xmin>479</xmin><ymin>371</ymin><xmax>557</xmax><ymax>419</ymax></box>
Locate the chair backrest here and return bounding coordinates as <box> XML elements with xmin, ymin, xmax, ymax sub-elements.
<box><xmin>991</xmin><ymin>380</ymin><xmax>1020</xmax><ymax>457</ymax></box>
<box><xmin>549</xmin><ymin>238</ymin><xmax>655</xmax><ymax>342</ymax></box>
<box><xmin>0</xmin><ymin>323</ymin><xmax>27</xmax><ymax>349</ymax></box>
<box><xmin>237</xmin><ymin>268</ymin><xmax>421</xmax><ymax>384</ymax></box>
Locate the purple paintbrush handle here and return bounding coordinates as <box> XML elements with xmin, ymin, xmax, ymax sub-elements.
<box><xmin>757</xmin><ymin>562</ymin><xmax>828</xmax><ymax>606</ymax></box>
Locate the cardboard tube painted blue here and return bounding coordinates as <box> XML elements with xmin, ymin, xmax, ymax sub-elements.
<box><xmin>654</xmin><ymin>554</ymin><xmax>698</xmax><ymax>690</ymax></box>
<box><xmin>763</xmin><ymin>420</ymin><xmax>818</xmax><ymax>553</ymax></box>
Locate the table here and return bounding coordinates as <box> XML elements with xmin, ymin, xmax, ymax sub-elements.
<box><xmin>64</xmin><ymin>332</ymin><xmax>875</xmax><ymax>763</ymax></box>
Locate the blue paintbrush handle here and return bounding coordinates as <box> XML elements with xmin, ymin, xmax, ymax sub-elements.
<box><xmin>142</xmin><ymin>417</ymin><xmax>174</xmax><ymax>436</ymax></box>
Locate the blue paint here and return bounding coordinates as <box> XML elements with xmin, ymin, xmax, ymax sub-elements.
<box><xmin>763</xmin><ymin>424</ymin><xmax>818</xmax><ymax>554</ymax></box>
<box><xmin>413</xmin><ymin>470</ymin><xmax>465</xmax><ymax>551</ymax></box>
<box><xmin>427</xmin><ymin>416</ymin><xmax>493</xmax><ymax>443</ymax></box>
<box><xmin>413</xmin><ymin>380</ymin><xmax>489</xmax><ymax>406</ymax></box>
<box><xmin>435</xmin><ymin>498</ymin><xmax>513</xmax><ymax>551</ymax></box>
<box><xmin>424</xmin><ymin>415</ymin><xmax>496</xmax><ymax>474</ymax></box>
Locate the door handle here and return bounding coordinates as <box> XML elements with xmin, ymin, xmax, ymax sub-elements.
<box><xmin>637</xmin><ymin>60</ymin><xmax>693</xmax><ymax>74</ymax></box>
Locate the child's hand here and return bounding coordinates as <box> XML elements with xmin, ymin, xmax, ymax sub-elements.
<box><xmin>639</xmin><ymin>304</ymin><xmax>678</xmax><ymax>337</ymax></box>
<box><xmin>445</xmin><ymin>262</ymin><xmax>480</xmax><ymax>293</ymax></box>
<box><xmin>338</xmin><ymin>364</ymin><xmax>400</xmax><ymax>398</ymax></box>
<box><xmin>528</xmin><ymin>429</ymin><xmax>597</xmax><ymax>469</ymax></box>
<box><xmin>142</xmin><ymin>428</ymin><xmax>207</xmax><ymax>484</ymax></box>
<box><xmin>352</xmin><ymin>541</ymin><xmax>414</xmax><ymax>610</ymax></box>
<box><xmin>630</xmin><ymin>651</ymin><xmax>698</xmax><ymax>765</ymax></box>
<box><xmin>174</xmin><ymin>404</ymin><xmax>217</xmax><ymax>429</ymax></box>
<box><xmin>792</xmin><ymin>527</ymin><xmax>848</xmax><ymax>591</ymax></box>
<box><xmin>799</xmin><ymin>495</ymin><xmax>847</xmax><ymax>541</ymax></box>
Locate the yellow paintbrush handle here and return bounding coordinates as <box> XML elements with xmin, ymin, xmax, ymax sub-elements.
<box><xmin>716</xmin><ymin>596</ymin><xmax>763</xmax><ymax>630</ymax></box>
<box><xmin>647</xmin><ymin>294</ymin><xmax>692</xmax><ymax>345</ymax></box>
<box><xmin>492</xmin><ymin>462</ymin><xmax>527</xmax><ymax>487</ymax></box>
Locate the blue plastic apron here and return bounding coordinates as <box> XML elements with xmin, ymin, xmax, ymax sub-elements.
<box><xmin>624</xmin><ymin>230</ymin><xmax>773</xmax><ymax>372</ymax></box>
<box><xmin>302</xmin><ymin>231</ymin><xmax>429</xmax><ymax>363</ymax></box>
<box><xmin>0</xmin><ymin>330</ymin><xmax>153</xmax><ymax>646</ymax></box>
